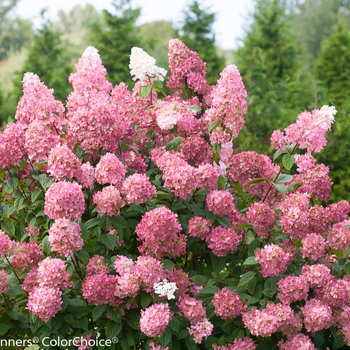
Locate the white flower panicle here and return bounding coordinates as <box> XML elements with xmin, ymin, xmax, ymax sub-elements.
<box><xmin>316</xmin><ymin>105</ymin><xmax>337</xmax><ymax>129</ymax></box>
<box><xmin>153</xmin><ymin>279</ymin><xmax>178</xmax><ymax>300</ymax></box>
<box><xmin>82</xmin><ymin>46</ymin><xmax>100</xmax><ymax>62</ymax></box>
<box><xmin>129</xmin><ymin>47</ymin><xmax>167</xmax><ymax>82</ymax></box>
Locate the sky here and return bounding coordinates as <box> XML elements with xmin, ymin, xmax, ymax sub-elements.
<box><xmin>15</xmin><ymin>0</ymin><xmax>255</xmax><ymax>50</ymax></box>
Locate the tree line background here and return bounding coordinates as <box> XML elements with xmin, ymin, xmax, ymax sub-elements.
<box><xmin>1</xmin><ymin>0</ymin><xmax>350</xmax><ymax>202</ymax></box>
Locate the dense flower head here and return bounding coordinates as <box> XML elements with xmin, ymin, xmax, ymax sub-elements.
<box><xmin>180</xmin><ymin>135</ymin><xmax>213</xmax><ymax>167</ymax></box>
<box><xmin>36</xmin><ymin>257</ymin><xmax>73</xmax><ymax>290</ymax></box>
<box><xmin>301</xmin><ymin>264</ymin><xmax>333</xmax><ymax>288</ymax></box>
<box><xmin>301</xmin><ymin>298</ymin><xmax>333</xmax><ymax>333</ymax></box>
<box><xmin>325</xmin><ymin>200</ymin><xmax>350</xmax><ymax>225</ymax></box>
<box><xmin>135</xmin><ymin>206</ymin><xmax>185</xmax><ymax>258</ymax></box>
<box><xmin>213</xmin><ymin>337</ymin><xmax>257</xmax><ymax>350</ymax></box>
<box><xmin>121</xmin><ymin>173</ymin><xmax>157</xmax><ymax>204</ymax></box>
<box><xmin>205</xmin><ymin>190</ymin><xmax>238</xmax><ymax>218</ymax></box>
<box><xmin>114</xmin><ymin>255</ymin><xmax>135</xmax><ymax>276</ymax></box>
<box><xmin>121</xmin><ymin>150</ymin><xmax>148</xmax><ymax>174</ymax></box>
<box><xmin>115</xmin><ymin>271</ymin><xmax>140</xmax><ymax>298</ymax></box>
<box><xmin>205</xmin><ymin>64</ymin><xmax>247</xmax><ymax>138</ymax></box>
<box><xmin>278</xmin><ymin>333</ymin><xmax>316</xmax><ymax>350</ymax></box>
<box><xmin>95</xmin><ymin>153</ymin><xmax>127</xmax><ymax>186</ymax></box>
<box><xmin>0</xmin><ymin>230</ymin><xmax>12</xmax><ymax>258</ymax></box>
<box><xmin>247</xmin><ymin>202</ymin><xmax>277</xmax><ymax>238</ymax></box>
<box><xmin>277</xmin><ymin>275</ymin><xmax>309</xmax><ymax>304</ymax></box>
<box><xmin>187</xmin><ymin>318</ymin><xmax>214</xmax><ymax>344</ymax></box>
<box><xmin>135</xmin><ymin>255</ymin><xmax>165</xmax><ymax>292</ymax></box>
<box><xmin>0</xmin><ymin>122</ymin><xmax>26</xmax><ymax>168</ymax></box>
<box><xmin>27</xmin><ymin>286</ymin><xmax>62</xmax><ymax>322</ymax></box>
<box><xmin>25</xmin><ymin>225</ymin><xmax>40</xmax><ymax>237</ymax></box>
<box><xmin>294</xmin><ymin>153</ymin><xmax>316</xmax><ymax>172</ymax></box>
<box><xmin>15</xmin><ymin>72</ymin><xmax>65</xmax><ymax>127</ymax></box>
<box><xmin>86</xmin><ymin>255</ymin><xmax>108</xmax><ymax>275</ymax></box>
<box><xmin>77</xmin><ymin>161</ymin><xmax>95</xmax><ymax>189</ymax></box>
<box><xmin>167</xmin><ymin>39</ymin><xmax>208</xmax><ymax>95</ymax></box>
<box><xmin>10</xmin><ymin>240</ymin><xmax>42</xmax><ymax>271</ymax></box>
<box><xmin>82</xmin><ymin>273</ymin><xmax>117</xmax><ymax>305</ymax></box>
<box><xmin>149</xmin><ymin>342</ymin><xmax>169</xmax><ymax>350</ymax></box>
<box><xmin>154</xmin><ymin>279</ymin><xmax>178</xmax><ymax>300</ymax></box>
<box><xmin>0</xmin><ymin>270</ymin><xmax>8</xmax><ymax>294</ymax></box>
<box><xmin>196</xmin><ymin>164</ymin><xmax>220</xmax><ymax>191</ymax></box>
<box><xmin>139</xmin><ymin>303</ymin><xmax>173</xmax><ymax>338</ymax></box>
<box><xmin>206</xmin><ymin>226</ymin><xmax>242</xmax><ymax>256</ymax></box>
<box><xmin>227</xmin><ymin>151</ymin><xmax>279</xmax><ymax>198</ymax></box>
<box><xmin>177</xmin><ymin>295</ymin><xmax>207</xmax><ymax>323</ymax></box>
<box><xmin>44</xmin><ymin>181</ymin><xmax>85</xmax><ymax>220</ymax></box>
<box><xmin>328</xmin><ymin>220</ymin><xmax>350</xmax><ymax>250</ymax></box>
<box><xmin>129</xmin><ymin>47</ymin><xmax>167</xmax><ymax>82</ymax></box>
<box><xmin>271</xmin><ymin>105</ymin><xmax>336</xmax><ymax>153</ymax></box>
<box><xmin>93</xmin><ymin>185</ymin><xmax>125</xmax><ymax>217</ymax></box>
<box><xmin>300</xmin><ymin>233</ymin><xmax>326</xmax><ymax>261</ymax></box>
<box><xmin>48</xmin><ymin>219</ymin><xmax>83</xmax><ymax>257</ymax></box>
<box><xmin>255</xmin><ymin>243</ymin><xmax>293</xmax><ymax>277</ymax></box>
<box><xmin>188</xmin><ymin>216</ymin><xmax>212</xmax><ymax>240</ymax></box>
<box><xmin>212</xmin><ymin>287</ymin><xmax>246</xmax><ymax>320</ymax></box>
<box><xmin>47</xmin><ymin>143</ymin><xmax>82</xmax><ymax>180</ymax></box>
<box><xmin>314</xmin><ymin>278</ymin><xmax>348</xmax><ymax>308</ymax></box>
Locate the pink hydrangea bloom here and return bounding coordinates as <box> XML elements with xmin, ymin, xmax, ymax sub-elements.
<box><xmin>135</xmin><ymin>206</ymin><xmax>186</xmax><ymax>258</ymax></box>
<box><xmin>205</xmin><ymin>190</ymin><xmax>239</xmax><ymax>219</ymax></box>
<box><xmin>15</xmin><ymin>72</ymin><xmax>65</xmax><ymax>127</ymax></box>
<box><xmin>22</xmin><ymin>267</ymin><xmax>38</xmax><ymax>293</ymax></box>
<box><xmin>213</xmin><ymin>337</ymin><xmax>257</xmax><ymax>350</ymax></box>
<box><xmin>44</xmin><ymin>181</ymin><xmax>85</xmax><ymax>220</ymax></box>
<box><xmin>149</xmin><ymin>342</ymin><xmax>168</xmax><ymax>350</ymax></box>
<box><xmin>10</xmin><ymin>240</ymin><xmax>42</xmax><ymax>271</ymax></box>
<box><xmin>206</xmin><ymin>226</ymin><xmax>242</xmax><ymax>257</ymax></box>
<box><xmin>212</xmin><ymin>287</ymin><xmax>247</xmax><ymax>320</ymax></box>
<box><xmin>180</xmin><ymin>135</ymin><xmax>213</xmax><ymax>167</ymax></box>
<box><xmin>36</xmin><ymin>257</ymin><xmax>73</xmax><ymax>290</ymax></box>
<box><xmin>301</xmin><ymin>264</ymin><xmax>333</xmax><ymax>288</ymax></box>
<box><xmin>187</xmin><ymin>318</ymin><xmax>214</xmax><ymax>344</ymax></box>
<box><xmin>294</xmin><ymin>153</ymin><xmax>316</xmax><ymax>172</ymax></box>
<box><xmin>188</xmin><ymin>216</ymin><xmax>212</xmax><ymax>240</ymax></box>
<box><xmin>93</xmin><ymin>186</ymin><xmax>125</xmax><ymax>217</ymax></box>
<box><xmin>121</xmin><ymin>173</ymin><xmax>157</xmax><ymax>204</ymax></box>
<box><xmin>255</xmin><ymin>243</ymin><xmax>293</xmax><ymax>277</ymax></box>
<box><xmin>0</xmin><ymin>230</ymin><xmax>12</xmax><ymax>257</ymax></box>
<box><xmin>95</xmin><ymin>153</ymin><xmax>126</xmax><ymax>186</ymax></box>
<box><xmin>48</xmin><ymin>219</ymin><xmax>84</xmax><ymax>257</ymax></box>
<box><xmin>205</xmin><ymin>65</ymin><xmax>247</xmax><ymax>138</ymax></box>
<box><xmin>47</xmin><ymin>143</ymin><xmax>82</xmax><ymax>180</ymax></box>
<box><xmin>167</xmin><ymin>39</ymin><xmax>208</xmax><ymax>95</ymax></box>
<box><xmin>196</xmin><ymin>164</ymin><xmax>219</xmax><ymax>191</ymax></box>
<box><xmin>114</xmin><ymin>255</ymin><xmax>135</xmax><ymax>275</ymax></box>
<box><xmin>25</xmin><ymin>225</ymin><xmax>40</xmax><ymax>237</ymax></box>
<box><xmin>177</xmin><ymin>295</ymin><xmax>207</xmax><ymax>323</ymax></box>
<box><xmin>326</xmin><ymin>200</ymin><xmax>350</xmax><ymax>225</ymax></box>
<box><xmin>0</xmin><ymin>270</ymin><xmax>8</xmax><ymax>294</ymax></box>
<box><xmin>247</xmin><ymin>202</ymin><xmax>277</xmax><ymax>238</ymax></box>
<box><xmin>121</xmin><ymin>151</ymin><xmax>148</xmax><ymax>174</ymax></box>
<box><xmin>277</xmin><ymin>275</ymin><xmax>309</xmax><ymax>304</ymax></box>
<box><xmin>328</xmin><ymin>220</ymin><xmax>350</xmax><ymax>250</ymax></box>
<box><xmin>302</xmin><ymin>298</ymin><xmax>333</xmax><ymax>333</ymax></box>
<box><xmin>0</xmin><ymin>122</ymin><xmax>26</xmax><ymax>168</ymax></box>
<box><xmin>315</xmin><ymin>278</ymin><xmax>348</xmax><ymax>308</ymax></box>
<box><xmin>86</xmin><ymin>255</ymin><xmax>108</xmax><ymax>275</ymax></box>
<box><xmin>278</xmin><ymin>333</ymin><xmax>316</xmax><ymax>350</ymax></box>
<box><xmin>300</xmin><ymin>233</ymin><xmax>326</xmax><ymax>261</ymax></box>
<box><xmin>114</xmin><ymin>272</ymin><xmax>140</xmax><ymax>298</ymax></box>
<box><xmin>139</xmin><ymin>303</ymin><xmax>173</xmax><ymax>337</ymax></box>
<box><xmin>27</xmin><ymin>286</ymin><xmax>62</xmax><ymax>322</ymax></box>
<box><xmin>77</xmin><ymin>162</ymin><xmax>95</xmax><ymax>189</ymax></box>
<box><xmin>82</xmin><ymin>273</ymin><xmax>117</xmax><ymax>305</ymax></box>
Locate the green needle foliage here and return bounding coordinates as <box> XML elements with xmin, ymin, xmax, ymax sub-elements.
<box><xmin>178</xmin><ymin>0</ymin><xmax>226</xmax><ymax>85</ymax></box>
<box><xmin>91</xmin><ymin>0</ymin><xmax>142</xmax><ymax>88</ymax></box>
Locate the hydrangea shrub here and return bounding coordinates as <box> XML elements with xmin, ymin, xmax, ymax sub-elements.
<box><xmin>0</xmin><ymin>40</ymin><xmax>349</xmax><ymax>350</ymax></box>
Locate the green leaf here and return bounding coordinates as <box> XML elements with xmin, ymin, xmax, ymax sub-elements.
<box><xmin>105</xmin><ymin>320</ymin><xmax>122</xmax><ymax>339</ymax></box>
<box><xmin>165</xmin><ymin>136</ymin><xmax>183</xmax><ymax>151</ymax></box>
<box><xmin>282</xmin><ymin>153</ymin><xmax>295</xmax><ymax>170</ymax></box>
<box><xmin>273</xmin><ymin>149</ymin><xmax>288</xmax><ymax>162</ymax></box>
<box><xmin>274</xmin><ymin>174</ymin><xmax>293</xmax><ymax>184</ymax></box>
<box><xmin>69</xmin><ymin>298</ymin><xmax>86</xmax><ymax>307</ymax></box>
<box><xmin>85</xmin><ymin>217</ymin><xmax>102</xmax><ymax>230</ymax></box>
<box><xmin>139</xmin><ymin>85</ymin><xmax>152</xmax><ymax>98</ymax></box>
<box><xmin>152</xmin><ymin>80</ymin><xmax>163</xmax><ymax>90</ymax></box>
<box><xmin>42</xmin><ymin>235</ymin><xmax>51</xmax><ymax>254</ymax></box>
<box><xmin>0</xmin><ymin>323</ymin><xmax>11</xmax><ymax>335</ymax></box>
<box><xmin>101</xmin><ymin>234</ymin><xmax>117</xmax><ymax>250</ymax></box>
<box><xmin>190</xmin><ymin>275</ymin><xmax>209</xmax><ymax>286</ymax></box>
<box><xmin>216</xmin><ymin>216</ymin><xmax>231</xmax><ymax>228</ymax></box>
<box><xmin>92</xmin><ymin>305</ymin><xmax>107</xmax><ymax>321</ymax></box>
<box><xmin>332</xmin><ymin>333</ymin><xmax>346</xmax><ymax>349</ymax></box>
<box><xmin>212</xmin><ymin>255</ymin><xmax>227</xmax><ymax>272</ymax></box>
<box><xmin>246</xmin><ymin>177</ymin><xmax>270</xmax><ymax>186</ymax></box>
<box><xmin>125</xmin><ymin>310</ymin><xmax>140</xmax><ymax>330</ymax></box>
<box><xmin>159</xmin><ymin>328</ymin><xmax>172</xmax><ymax>347</ymax></box>
<box><xmin>236</xmin><ymin>223</ymin><xmax>254</xmax><ymax>230</ymax></box>
<box><xmin>162</xmin><ymin>259</ymin><xmax>175</xmax><ymax>270</ymax></box>
<box><xmin>208</xmin><ymin>120</ymin><xmax>222</xmax><ymax>133</ymax></box>
<box><xmin>178</xmin><ymin>329</ymin><xmax>189</xmax><ymax>340</ymax></box>
<box><xmin>243</xmin><ymin>256</ymin><xmax>258</xmax><ymax>266</ymax></box>
<box><xmin>217</xmin><ymin>175</ymin><xmax>226</xmax><ymax>190</ymax></box>
<box><xmin>272</xmin><ymin>183</ymin><xmax>289</xmax><ymax>195</ymax></box>
<box><xmin>1</xmin><ymin>221</ymin><xmax>15</xmax><ymax>237</ymax></box>
<box><xmin>190</xmin><ymin>104</ymin><xmax>201</xmax><ymax>112</ymax></box>
<box><xmin>140</xmin><ymin>293</ymin><xmax>152</xmax><ymax>309</ymax></box>
<box><xmin>6</xmin><ymin>178</ymin><xmax>18</xmax><ymax>192</ymax></box>
<box><xmin>107</xmin><ymin>307</ymin><xmax>122</xmax><ymax>323</ymax></box>
<box><xmin>238</xmin><ymin>271</ymin><xmax>256</xmax><ymax>287</ymax></box>
<box><xmin>256</xmin><ymin>338</ymin><xmax>277</xmax><ymax>350</ymax></box>
<box><xmin>264</xmin><ymin>277</ymin><xmax>278</xmax><ymax>291</ymax></box>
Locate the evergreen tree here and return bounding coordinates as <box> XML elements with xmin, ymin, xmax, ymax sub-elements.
<box><xmin>13</xmin><ymin>13</ymin><xmax>72</xmax><ymax>104</ymax></box>
<box><xmin>314</xmin><ymin>24</ymin><xmax>350</xmax><ymax>201</ymax></box>
<box><xmin>234</xmin><ymin>0</ymin><xmax>314</xmax><ymax>152</ymax></box>
<box><xmin>91</xmin><ymin>0</ymin><xmax>142</xmax><ymax>87</ymax></box>
<box><xmin>178</xmin><ymin>0</ymin><xmax>226</xmax><ymax>85</ymax></box>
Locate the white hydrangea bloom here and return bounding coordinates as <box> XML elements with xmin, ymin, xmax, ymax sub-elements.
<box><xmin>316</xmin><ymin>105</ymin><xmax>337</xmax><ymax>129</ymax></box>
<box><xmin>153</xmin><ymin>279</ymin><xmax>178</xmax><ymax>300</ymax></box>
<box><xmin>156</xmin><ymin>110</ymin><xmax>181</xmax><ymax>131</ymax></box>
<box><xmin>82</xmin><ymin>46</ymin><xmax>100</xmax><ymax>62</ymax></box>
<box><xmin>129</xmin><ymin>47</ymin><xmax>167</xmax><ymax>82</ymax></box>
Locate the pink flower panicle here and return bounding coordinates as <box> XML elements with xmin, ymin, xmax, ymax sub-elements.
<box><xmin>301</xmin><ymin>264</ymin><xmax>333</xmax><ymax>288</ymax></box>
<box><xmin>213</xmin><ymin>337</ymin><xmax>257</xmax><ymax>350</ymax></box>
<box><xmin>121</xmin><ymin>173</ymin><xmax>157</xmax><ymax>204</ymax></box>
<box><xmin>139</xmin><ymin>303</ymin><xmax>173</xmax><ymax>338</ymax></box>
<box><xmin>187</xmin><ymin>318</ymin><xmax>214</xmax><ymax>344</ymax></box>
<box><xmin>328</xmin><ymin>220</ymin><xmax>350</xmax><ymax>250</ymax></box>
<box><xmin>188</xmin><ymin>216</ymin><xmax>212</xmax><ymax>240</ymax></box>
<box><xmin>82</xmin><ymin>273</ymin><xmax>117</xmax><ymax>305</ymax></box>
<box><xmin>246</xmin><ymin>202</ymin><xmax>276</xmax><ymax>238</ymax></box>
<box><xmin>177</xmin><ymin>295</ymin><xmax>207</xmax><ymax>323</ymax></box>
<box><xmin>277</xmin><ymin>275</ymin><xmax>309</xmax><ymax>304</ymax></box>
<box><xmin>0</xmin><ymin>270</ymin><xmax>8</xmax><ymax>294</ymax></box>
<box><xmin>300</xmin><ymin>233</ymin><xmax>327</xmax><ymax>261</ymax></box>
<box><xmin>301</xmin><ymin>298</ymin><xmax>333</xmax><ymax>333</ymax></box>
<box><xmin>93</xmin><ymin>186</ymin><xmax>125</xmax><ymax>217</ymax></box>
<box><xmin>95</xmin><ymin>153</ymin><xmax>127</xmax><ymax>186</ymax></box>
<box><xmin>10</xmin><ymin>240</ymin><xmax>42</xmax><ymax>271</ymax></box>
<box><xmin>212</xmin><ymin>287</ymin><xmax>246</xmax><ymax>320</ymax></box>
<box><xmin>206</xmin><ymin>226</ymin><xmax>242</xmax><ymax>257</ymax></box>
<box><xmin>86</xmin><ymin>255</ymin><xmax>109</xmax><ymax>275</ymax></box>
<box><xmin>278</xmin><ymin>333</ymin><xmax>316</xmax><ymax>350</ymax></box>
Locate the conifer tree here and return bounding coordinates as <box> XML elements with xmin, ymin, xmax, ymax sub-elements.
<box><xmin>234</xmin><ymin>0</ymin><xmax>314</xmax><ymax>151</ymax></box>
<box><xmin>91</xmin><ymin>0</ymin><xmax>142</xmax><ymax>87</ymax></box>
<box><xmin>178</xmin><ymin>0</ymin><xmax>226</xmax><ymax>85</ymax></box>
